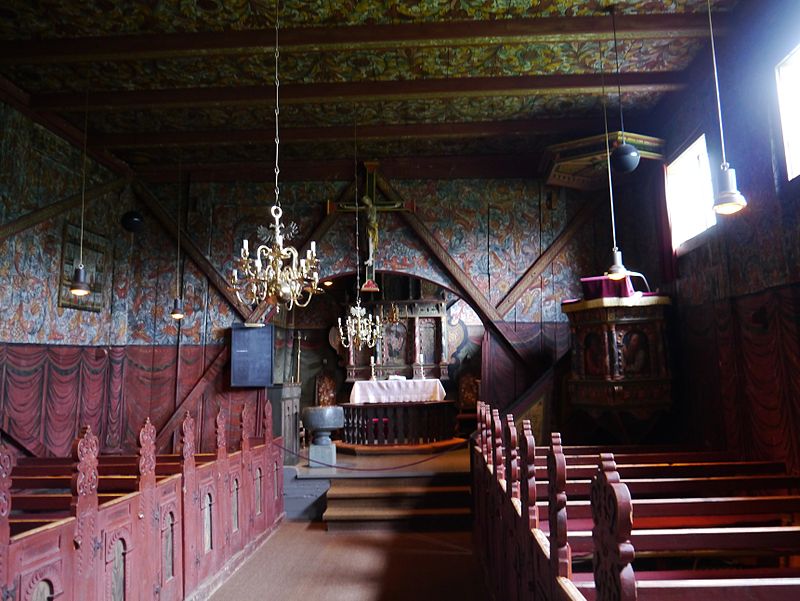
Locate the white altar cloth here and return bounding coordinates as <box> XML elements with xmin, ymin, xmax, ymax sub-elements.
<box><xmin>350</xmin><ymin>379</ymin><xmax>447</xmax><ymax>404</ymax></box>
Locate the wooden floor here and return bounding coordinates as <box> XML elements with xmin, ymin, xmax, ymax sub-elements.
<box><xmin>210</xmin><ymin>521</ymin><xmax>490</xmax><ymax>601</ymax></box>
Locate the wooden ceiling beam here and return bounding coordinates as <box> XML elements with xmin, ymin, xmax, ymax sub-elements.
<box><xmin>91</xmin><ymin>118</ymin><xmax>597</xmax><ymax>149</ymax></box>
<box><xmin>0</xmin><ymin>14</ymin><xmax>726</xmax><ymax>65</ymax></box>
<box><xmin>0</xmin><ymin>75</ymin><xmax>133</xmax><ymax>176</ymax></box>
<box><xmin>134</xmin><ymin>154</ymin><xmax>544</xmax><ymax>182</ymax></box>
<box><xmin>31</xmin><ymin>72</ymin><xmax>685</xmax><ymax>112</ymax></box>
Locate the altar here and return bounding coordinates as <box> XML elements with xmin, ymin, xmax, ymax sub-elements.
<box><xmin>350</xmin><ymin>378</ymin><xmax>446</xmax><ymax>404</ymax></box>
<box><xmin>341</xmin><ymin>378</ymin><xmax>455</xmax><ymax>448</ymax></box>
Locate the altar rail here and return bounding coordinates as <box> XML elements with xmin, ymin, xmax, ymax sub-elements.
<box><xmin>341</xmin><ymin>401</ymin><xmax>456</xmax><ymax>446</ymax></box>
<box><xmin>1</xmin><ymin>406</ymin><xmax>284</xmax><ymax>601</ymax></box>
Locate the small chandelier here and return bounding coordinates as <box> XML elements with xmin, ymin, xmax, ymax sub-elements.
<box><xmin>339</xmin><ymin>297</ymin><xmax>382</xmax><ymax>350</ymax></box>
<box><xmin>228</xmin><ymin>3</ymin><xmax>321</xmax><ymax>312</ymax></box>
<box><xmin>338</xmin><ymin>117</ymin><xmax>382</xmax><ymax>351</ymax></box>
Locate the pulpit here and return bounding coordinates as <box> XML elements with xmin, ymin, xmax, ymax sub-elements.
<box><xmin>561</xmin><ymin>289</ymin><xmax>672</xmax><ymax>439</ymax></box>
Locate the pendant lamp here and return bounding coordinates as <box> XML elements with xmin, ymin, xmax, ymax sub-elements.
<box><xmin>706</xmin><ymin>0</ymin><xmax>746</xmax><ymax>215</ymax></box>
<box><xmin>607</xmin><ymin>5</ymin><xmax>640</xmax><ymax>174</ymax></box>
<box><xmin>170</xmin><ymin>160</ymin><xmax>185</xmax><ymax>321</ymax></box>
<box><xmin>70</xmin><ymin>93</ymin><xmax>91</xmax><ymax>297</ymax></box>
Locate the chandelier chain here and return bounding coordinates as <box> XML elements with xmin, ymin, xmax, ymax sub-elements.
<box><xmin>354</xmin><ymin>115</ymin><xmax>361</xmax><ymax>295</ymax></box>
<box><xmin>273</xmin><ymin>2</ymin><xmax>281</xmax><ymax>205</ymax></box>
<box><xmin>227</xmin><ymin>0</ymin><xmax>321</xmax><ymax>313</ymax></box>
<box><xmin>176</xmin><ymin>157</ymin><xmax>181</xmax><ymax>299</ymax></box>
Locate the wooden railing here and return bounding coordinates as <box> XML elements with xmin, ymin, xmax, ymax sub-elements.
<box><xmin>341</xmin><ymin>400</ymin><xmax>456</xmax><ymax>445</ymax></box>
<box><xmin>1</xmin><ymin>405</ymin><xmax>283</xmax><ymax>601</ymax></box>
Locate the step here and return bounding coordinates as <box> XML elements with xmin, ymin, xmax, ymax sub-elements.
<box><xmin>323</xmin><ymin>506</ymin><xmax>472</xmax><ymax>532</ymax></box>
<box><xmin>324</xmin><ymin>474</ymin><xmax>469</xmax><ymax>488</ymax></box>
<box><xmin>327</xmin><ymin>483</ymin><xmax>470</xmax><ymax>499</ymax></box>
<box><xmin>326</xmin><ymin>484</ymin><xmax>471</xmax><ymax>509</ymax></box>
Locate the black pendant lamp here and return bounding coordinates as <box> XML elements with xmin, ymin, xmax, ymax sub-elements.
<box><xmin>607</xmin><ymin>5</ymin><xmax>640</xmax><ymax>174</ymax></box>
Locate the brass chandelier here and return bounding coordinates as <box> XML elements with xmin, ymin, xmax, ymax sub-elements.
<box><xmin>338</xmin><ymin>119</ymin><xmax>382</xmax><ymax>351</ymax></box>
<box><xmin>229</xmin><ymin>4</ymin><xmax>321</xmax><ymax>312</ymax></box>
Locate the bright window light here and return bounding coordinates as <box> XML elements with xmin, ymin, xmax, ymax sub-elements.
<box><xmin>665</xmin><ymin>134</ymin><xmax>716</xmax><ymax>249</ymax></box>
<box><xmin>776</xmin><ymin>43</ymin><xmax>800</xmax><ymax>181</ymax></box>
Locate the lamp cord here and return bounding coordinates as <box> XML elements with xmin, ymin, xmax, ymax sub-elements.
<box><xmin>78</xmin><ymin>90</ymin><xmax>88</xmax><ymax>268</ymax></box>
<box><xmin>273</xmin><ymin>0</ymin><xmax>281</xmax><ymax>207</ymax></box>
<box><xmin>601</xmin><ymin>42</ymin><xmax>619</xmax><ymax>252</ymax></box>
<box><xmin>707</xmin><ymin>0</ymin><xmax>727</xmax><ymax>167</ymax></box>
<box><xmin>610</xmin><ymin>6</ymin><xmax>626</xmax><ymax>143</ymax></box>
<box><xmin>176</xmin><ymin>157</ymin><xmax>181</xmax><ymax>299</ymax></box>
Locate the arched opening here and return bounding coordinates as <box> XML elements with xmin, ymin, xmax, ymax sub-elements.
<box><xmin>32</xmin><ymin>580</ymin><xmax>54</xmax><ymax>601</ymax></box>
<box><xmin>111</xmin><ymin>539</ymin><xmax>126</xmax><ymax>601</ymax></box>
<box><xmin>255</xmin><ymin>467</ymin><xmax>263</xmax><ymax>515</ymax></box>
<box><xmin>232</xmin><ymin>478</ymin><xmax>240</xmax><ymax>532</ymax></box>
<box><xmin>273</xmin><ymin>461</ymin><xmax>279</xmax><ymax>501</ymax></box>
<box><xmin>273</xmin><ymin>271</ymin><xmax>482</xmax><ymax>414</ymax></box>
<box><xmin>163</xmin><ymin>511</ymin><xmax>175</xmax><ymax>581</ymax></box>
<box><xmin>202</xmin><ymin>492</ymin><xmax>213</xmax><ymax>552</ymax></box>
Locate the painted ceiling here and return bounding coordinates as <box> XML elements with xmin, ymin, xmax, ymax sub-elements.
<box><xmin>0</xmin><ymin>0</ymin><xmax>739</xmax><ymax>180</ymax></box>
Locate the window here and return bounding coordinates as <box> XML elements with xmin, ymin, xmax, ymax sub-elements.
<box><xmin>665</xmin><ymin>134</ymin><xmax>716</xmax><ymax>249</ymax></box>
<box><xmin>776</xmin><ymin>42</ymin><xmax>800</xmax><ymax>181</ymax></box>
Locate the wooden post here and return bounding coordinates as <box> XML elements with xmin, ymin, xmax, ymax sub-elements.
<box><xmin>491</xmin><ymin>409</ymin><xmax>505</xmax><ymax>482</ymax></box>
<box><xmin>518</xmin><ymin>420</ymin><xmax>539</xmax><ymax>530</ymax></box>
<box><xmin>590</xmin><ymin>453</ymin><xmax>636</xmax><ymax>601</ymax></box>
<box><xmin>214</xmin><ymin>409</ymin><xmax>230</xmax><ymax>559</ymax></box>
<box><xmin>547</xmin><ymin>432</ymin><xmax>572</xmax><ymax>583</ymax></box>
<box><xmin>137</xmin><ymin>418</ymin><xmax>159</xmax><ymax>600</ymax></box>
<box><xmin>0</xmin><ymin>445</ymin><xmax>14</xmax><ymax>596</ymax></box>
<box><xmin>71</xmin><ymin>426</ymin><xmax>101</xmax><ymax>601</ymax></box>
<box><xmin>179</xmin><ymin>413</ymin><xmax>199</xmax><ymax>596</ymax></box>
<box><xmin>504</xmin><ymin>414</ymin><xmax>520</xmax><ymax>500</ymax></box>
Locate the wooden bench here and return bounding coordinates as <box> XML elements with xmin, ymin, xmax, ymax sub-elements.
<box><xmin>588</xmin><ymin>453</ymin><xmax>800</xmax><ymax>601</ymax></box>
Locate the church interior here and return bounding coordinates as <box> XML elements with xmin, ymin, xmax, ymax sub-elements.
<box><xmin>2</xmin><ymin>0</ymin><xmax>800</xmax><ymax>599</ymax></box>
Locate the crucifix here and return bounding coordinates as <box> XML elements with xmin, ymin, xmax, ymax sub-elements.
<box><xmin>329</xmin><ymin>161</ymin><xmax>415</xmax><ymax>293</ymax></box>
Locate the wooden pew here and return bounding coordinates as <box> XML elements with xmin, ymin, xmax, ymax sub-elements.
<box><xmin>589</xmin><ymin>454</ymin><xmax>800</xmax><ymax>601</ymax></box>
<box><xmin>475</xmin><ymin>404</ymin><xmax>800</xmax><ymax>600</ymax></box>
<box><xmin>542</xmin><ymin>441</ymin><xmax>800</xmax><ymax>556</ymax></box>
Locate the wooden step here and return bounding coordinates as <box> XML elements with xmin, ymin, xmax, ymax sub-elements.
<box><xmin>325</xmin><ymin>474</ymin><xmax>469</xmax><ymax>488</ymax></box>
<box><xmin>327</xmin><ymin>484</ymin><xmax>470</xmax><ymax>509</ymax></box>
<box><xmin>323</xmin><ymin>471</ymin><xmax>472</xmax><ymax>531</ymax></box>
<box><xmin>323</xmin><ymin>506</ymin><xmax>472</xmax><ymax>532</ymax></box>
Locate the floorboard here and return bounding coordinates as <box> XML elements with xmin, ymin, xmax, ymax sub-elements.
<box><xmin>210</xmin><ymin>521</ymin><xmax>490</xmax><ymax>601</ymax></box>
